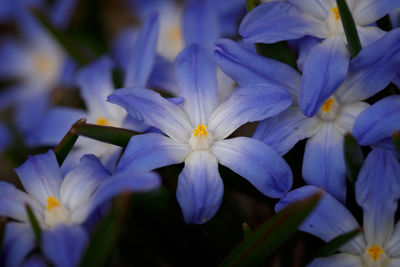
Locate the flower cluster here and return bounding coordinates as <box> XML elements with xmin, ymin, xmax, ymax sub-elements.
<box><xmin>0</xmin><ymin>0</ymin><xmax>399</xmax><ymax>266</ymax></box>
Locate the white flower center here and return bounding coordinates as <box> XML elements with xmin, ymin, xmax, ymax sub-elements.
<box><xmin>189</xmin><ymin>123</ymin><xmax>214</xmax><ymax>150</ymax></box>
<box><xmin>317</xmin><ymin>97</ymin><xmax>340</xmax><ymax>121</ymax></box>
<box><xmin>362</xmin><ymin>245</ymin><xmax>390</xmax><ymax>267</ymax></box>
<box><xmin>44</xmin><ymin>196</ymin><xmax>70</xmax><ymax>228</ymax></box>
<box><xmin>326</xmin><ymin>5</ymin><xmax>345</xmax><ymax>35</ymax></box>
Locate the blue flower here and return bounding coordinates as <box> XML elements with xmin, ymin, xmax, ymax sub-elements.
<box><xmin>353</xmin><ymin>95</ymin><xmax>400</xmax><ymax>155</ymax></box>
<box><xmin>240</xmin><ymin>0</ymin><xmax>400</xmax><ymax>116</ymax></box>
<box><xmin>214</xmin><ymin>29</ymin><xmax>400</xmax><ymax>202</ymax></box>
<box><xmin>0</xmin><ymin>150</ymin><xmax>161</xmax><ymax>267</ymax></box>
<box><xmin>107</xmin><ymin>44</ymin><xmax>293</xmax><ymax>224</ymax></box>
<box><xmin>276</xmin><ymin>147</ymin><xmax>400</xmax><ymax>266</ymax></box>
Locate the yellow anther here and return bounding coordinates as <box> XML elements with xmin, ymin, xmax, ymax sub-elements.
<box><xmin>330</xmin><ymin>6</ymin><xmax>340</xmax><ymax>20</ymax></box>
<box><xmin>168</xmin><ymin>25</ymin><xmax>182</xmax><ymax>41</ymax></box>
<box><xmin>367</xmin><ymin>245</ymin><xmax>384</xmax><ymax>261</ymax></box>
<box><xmin>34</xmin><ymin>53</ymin><xmax>52</xmax><ymax>74</ymax></box>
<box><xmin>96</xmin><ymin>117</ymin><xmax>108</xmax><ymax>126</ymax></box>
<box><xmin>193</xmin><ymin>123</ymin><xmax>208</xmax><ymax>137</ymax></box>
<box><xmin>46</xmin><ymin>196</ymin><xmax>60</xmax><ymax>211</ymax></box>
<box><xmin>321</xmin><ymin>98</ymin><xmax>335</xmax><ymax>113</ymax></box>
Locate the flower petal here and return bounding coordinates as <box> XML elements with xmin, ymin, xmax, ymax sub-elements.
<box><xmin>175</xmin><ymin>44</ymin><xmax>218</xmax><ymax>125</ymax></box>
<box><xmin>214</xmin><ymin>38</ymin><xmax>301</xmax><ymax>99</ymax></box>
<box><xmin>386</xmin><ymin>221</ymin><xmax>400</xmax><ymax>257</ymax></box>
<box><xmin>116</xmin><ymin>133</ymin><xmax>190</xmax><ymax>173</ymax></box>
<box><xmin>357</xmin><ymin>26</ymin><xmax>386</xmax><ymax>48</ymax></box>
<box><xmin>336</xmin><ymin>29</ymin><xmax>400</xmax><ymax>103</ymax></box>
<box><xmin>302</xmin><ymin>123</ymin><xmax>347</xmax><ymax>203</ymax></box>
<box><xmin>309</xmin><ymin>253</ymin><xmax>363</xmax><ymax>267</ymax></box>
<box><xmin>14</xmin><ymin>150</ymin><xmax>63</xmax><ymax>207</ymax></box>
<box><xmin>70</xmin><ymin>170</ymin><xmax>161</xmax><ymax>224</ymax></box>
<box><xmin>239</xmin><ymin>2</ymin><xmax>327</xmax><ymax>43</ymax></box>
<box><xmin>25</xmin><ymin>107</ymin><xmax>85</xmax><ymax>147</ymax></box>
<box><xmin>211</xmin><ymin>137</ymin><xmax>293</xmax><ymax>198</ymax></box>
<box><xmin>288</xmin><ymin>0</ymin><xmax>331</xmax><ymax>20</ymax></box>
<box><xmin>355</xmin><ymin>149</ymin><xmax>400</xmax><ymax>245</ymax></box>
<box><xmin>41</xmin><ymin>225</ymin><xmax>88</xmax><ymax>267</ymax></box>
<box><xmin>177</xmin><ymin>151</ymin><xmax>224</xmax><ymax>224</ymax></box>
<box><xmin>183</xmin><ymin>0</ymin><xmax>219</xmax><ymax>50</ymax></box>
<box><xmin>353</xmin><ymin>0</ymin><xmax>400</xmax><ymax>25</ymax></box>
<box><xmin>276</xmin><ymin>186</ymin><xmax>366</xmax><ymax>255</ymax></box>
<box><xmin>297</xmin><ymin>36</ymin><xmax>320</xmax><ymax>72</ymax></box>
<box><xmin>107</xmin><ymin>87</ymin><xmax>193</xmax><ymax>142</ymax></box>
<box><xmin>353</xmin><ymin>95</ymin><xmax>400</xmax><ymax>146</ymax></box>
<box><xmin>0</xmin><ymin>182</ymin><xmax>43</xmax><ymax>222</ymax></box>
<box><xmin>335</xmin><ymin>101</ymin><xmax>370</xmax><ymax>135</ymax></box>
<box><xmin>209</xmin><ymin>84</ymin><xmax>291</xmax><ymax>140</ymax></box>
<box><xmin>299</xmin><ymin>36</ymin><xmax>349</xmax><ymax>117</ymax></box>
<box><xmin>60</xmin><ymin>154</ymin><xmax>111</xmax><ymax>214</ymax></box>
<box><xmin>124</xmin><ymin>13</ymin><xmax>159</xmax><ymax>87</ymax></box>
<box><xmin>1</xmin><ymin>222</ymin><xmax>36</xmax><ymax>267</ymax></box>
<box><xmin>253</xmin><ymin>107</ymin><xmax>321</xmax><ymax>155</ymax></box>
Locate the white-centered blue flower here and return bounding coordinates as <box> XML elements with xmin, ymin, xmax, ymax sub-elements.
<box><xmin>108</xmin><ymin>44</ymin><xmax>293</xmax><ymax>224</ymax></box>
<box><xmin>0</xmin><ymin>150</ymin><xmax>160</xmax><ymax>267</ymax></box>
<box><xmin>214</xmin><ymin>29</ymin><xmax>400</xmax><ymax>202</ymax></box>
<box><xmin>240</xmin><ymin>0</ymin><xmax>400</xmax><ymax>117</ymax></box>
<box><xmin>276</xmin><ymin>147</ymin><xmax>400</xmax><ymax>267</ymax></box>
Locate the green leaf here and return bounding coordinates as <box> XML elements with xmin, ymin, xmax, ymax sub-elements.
<box><xmin>79</xmin><ymin>193</ymin><xmax>132</xmax><ymax>267</ymax></box>
<box><xmin>25</xmin><ymin>204</ymin><xmax>42</xmax><ymax>243</ymax></box>
<box><xmin>30</xmin><ymin>8</ymin><xmax>92</xmax><ymax>65</ymax></box>
<box><xmin>337</xmin><ymin>0</ymin><xmax>362</xmax><ymax>58</ymax></box>
<box><xmin>246</xmin><ymin>0</ymin><xmax>261</xmax><ymax>12</ymax></box>
<box><xmin>54</xmin><ymin>118</ymin><xmax>86</xmax><ymax>166</ymax></box>
<box><xmin>312</xmin><ymin>228</ymin><xmax>361</xmax><ymax>260</ymax></box>
<box><xmin>72</xmin><ymin>123</ymin><xmax>137</xmax><ymax>147</ymax></box>
<box><xmin>256</xmin><ymin>42</ymin><xmax>297</xmax><ymax>69</ymax></box>
<box><xmin>393</xmin><ymin>131</ymin><xmax>400</xmax><ymax>157</ymax></box>
<box><xmin>344</xmin><ymin>134</ymin><xmax>364</xmax><ymax>189</ymax></box>
<box><xmin>219</xmin><ymin>192</ymin><xmax>322</xmax><ymax>267</ymax></box>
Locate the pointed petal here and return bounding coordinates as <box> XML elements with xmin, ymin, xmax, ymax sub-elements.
<box><xmin>353</xmin><ymin>0</ymin><xmax>400</xmax><ymax>25</ymax></box>
<box><xmin>175</xmin><ymin>44</ymin><xmax>218</xmax><ymax>125</ymax></box>
<box><xmin>177</xmin><ymin>151</ymin><xmax>223</xmax><ymax>224</ymax></box>
<box><xmin>253</xmin><ymin>107</ymin><xmax>321</xmax><ymax>155</ymax></box>
<box><xmin>299</xmin><ymin>36</ymin><xmax>349</xmax><ymax>117</ymax></box>
<box><xmin>76</xmin><ymin>57</ymin><xmax>117</xmax><ymax>118</ymax></box>
<box><xmin>107</xmin><ymin>88</ymin><xmax>193</xmax><ymax>142</ymax></box>
<box><xmin>297</xmin><ymin>36</ymin><xmax>320</xmax><ymax>72</ymax></box>
<box><xmin>60</xmin><ymin>154</ymin><xmax>111</xmax><ymax>213</ymax></box>
<box><xmin>353</xmin><ymin>95</ymin><xmax>400</xmax><ymax>146</ymax></box>
<box><xmin>357</xmin><ymin>26</ymin><xmax>386</xmax><ymax>48</ymax></box>
<box><xmin>116</xmin><ymin>133</ymin><xmax>190</xmax><ymax>173</ymax></box>
<box><xmin>41</xmin><ymin>225</ymin><xmax>88</xmax><ymax>267</ymax></box>
<box><xmin>386</xmin><ymin>221</ymin><xmax>400</xmax><ymax>257</ymax></box>
<box><xmin>0</xmin><ymin>182</ymin><xmax>43</xmax><ymax>222</ymax></box>
<box><xmin>302</xmin><ymin>123</ymin><xmax>347</xmax><ymax>202</ymax></box>
<box><xmin>336</xmin><ymin>29</ymin><xmax>400</xmax><ymax>103</ymax></box>
<box><xmin>25</xmin><ymin>107</ymin><xmax>85</xmax><ymax>147</ymax></box>
<box><xmin>288</xmin><ymin>0</ymin><xmax>331</xmax><ymax>20</ymax></box>
<box><xmin>211</xmin><ymin>137</ymin><xmax>293</xmax><ymax>198</ymax></box>
<box><xmin>309</xmin><ymin>254</ymin><xmax>363</xmax><ymax>267</ymax></box>
<box><xmin>124</xmin><ymin>13</ymin><xmax>159</xmax><ymax>87</ymax></box>
<box><xmin>209</xmin><ymin>84</ymin><xmax>291</xmax><ymax>140</ymax></box>
<box><xmin>355</xmin><ymin>149</ymin><xmax>400</xmax><ymax>245</ymax></box>
<box><xmin>239</xmin><ymin>2</ymin><xmax>327</xmax><ymax>43</ymax></box>
<box><xmin>276</xmin><ymin>186</ymin><xmax>365</xmax><ymax>255</ymax></box>
<box><xmin>335</xmin><ymin>101</ymin><xmax>370</xmax><ymax>134</ymax></box>
<box><xmin>2</xmin><ymin>222</ymin><xmax>36</xmax><ymax>267</ymax></box>
<box><xmin>14</xmin><ymin>150</ymin><xmax>63</xmax><ymax>207</ymax></box>
<box><xmin>214</xmin><ymin>38</ymin><xmax>301</xmax><ymax>99</ymax></box>
<box><xmin>183</xmin><ymin>0</ymin><xmax>219</xmax><ymax>50</ymax></box>
<box><xmin>70</xmin><ymin>171</ymin><xmax>161</xmax><ymax>224</ymax></box>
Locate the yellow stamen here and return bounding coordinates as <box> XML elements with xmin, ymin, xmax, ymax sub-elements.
<box><xmin>321</xmin><ymin>98</ymin><xmax>335</xmax><ymax>113</ymax></box>
<box><xmin>330</xmin><ymin>6</ymin><xmax>340</xmax><ymax>20</ymax></box>
<box><xmin>193</xmin><ymin>123</ymin><xmax>208</xmax><ymax>137</ymax></box>
<box><xmin>96</xmin><ymin>117</ymin><xmax>108</xmax><ymax>126</ymax></box>
<box><xmin>34</xmin><ymin>53</ymin><xmax>52</xmax><ymax>74</ymax></box>
<box><xmin>46</xmin><ymin>196</ymin><xmax>60</xmax><ymax>211</ymax></box>
<box><xmin>168</xmin><ymin>25</ymin><xmax>182</xmax><ymax>41</ymax></box>
<box><xmin>367</xmin><ymin>245</ymin><xmax>384</xmax><ymax>261</ymax></box>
